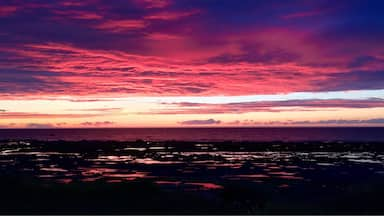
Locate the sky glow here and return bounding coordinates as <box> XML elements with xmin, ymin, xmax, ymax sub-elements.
<box><xmin>0</xmin><ymin>0</ymin><xmax>383</xmax><ymax>127</ymax></box>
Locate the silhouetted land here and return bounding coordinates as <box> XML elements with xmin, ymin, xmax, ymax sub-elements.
<box><xmin>1</xmin><ymin>139</ymin><xmax>384</xmax><ymax>214</ymax></box>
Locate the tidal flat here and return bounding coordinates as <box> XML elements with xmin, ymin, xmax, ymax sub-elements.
<box><xmin>1</xmin><ymin>140</ymin><xmax>384</xmax><ymax>214</ymax></box>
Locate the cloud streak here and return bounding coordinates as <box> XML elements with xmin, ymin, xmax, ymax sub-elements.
<box><xmin>80</xmin><ymin>121</ymin><xmax>115</xmax><ymax>127</ymax></box>
<box><xmin>179</xmin><ymin>119</ymin><xmax>221</xmax><ymax>125</ymax></box>
<box><xmin>143</xmin><ymin>99</ymin><xmax>384</xmax><ymax>114</ymax></box>
<box><xmin>232</xmin><ymin>118</ymin><xmax>384</xmax><ymax>126</ymax></box>
<box><xmin>26</xmin><ymin>123</ymin><xmax>56</xmax><ymax>129</ymax></box>
<box><xmin>0</xmin><ymin>111</ymin><xmax>103</xmax><ymax>119</ymax></box>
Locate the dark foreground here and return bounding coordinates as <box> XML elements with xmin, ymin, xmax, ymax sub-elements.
<box><xmin>1</xmin><ymin>140</ymin><xmax>384</xmax><ymax>214</ymax></box>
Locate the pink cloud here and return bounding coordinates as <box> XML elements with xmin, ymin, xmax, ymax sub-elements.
<box><xmin>0</xmin><ymin>111</ymin><xmax>102</xmax><ymax>119</ymax></box>
<box><xmin>0</xmin><ymin>6</ymin><xmax>18</xmax><ymax>16</ymax></box>
<box><xmin>145</xmin><ymin>33</ymin><xmax>183</xmax><ymax>40</ymax></box>
<box><xmin>60</xmin><ymin>1</ymin><xmax>88</xmax><ymax>7</ymax></box>
<box><xmin>143</xmin><ymin>99</ymin><xmax>384</xmax><ymax>115</ymax></box>
<box><xmin>53</xmin><ymin>10</ymin><xmax>103</xmax><ymax>20</ymax></box>
<box><xmin>145</xmin><ymin>10</ymin><xmax>201</xmax><ymax>20</ymax></box>
<box><xmin>282</xmin><ymin>9</ymin><xmax>326</xmax><ymax>19</ymax></box>
<box><xmin>133</xmin><ymin>0</ymin><xmax>171</xmax><ymax>9</ymax></box>
<box><xmin>94</xmin><ymin>19</ymin><xmax>147</xmax><ymax>32</ymax></box>
<box><xmin>1</xmin><ymin>38</ymin><xmax>382</xmax><ymax>98</ymax></box>
<box><xmin>67</xmin><ymin>107</ymin><xmax>122</xmax><ymax>112</ymax></box>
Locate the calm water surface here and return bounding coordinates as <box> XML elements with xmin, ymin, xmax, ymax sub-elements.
<box><xmin>1</xmin><ymin>127</ymin><xmax>383</xmax><ymax>141</ymax></box>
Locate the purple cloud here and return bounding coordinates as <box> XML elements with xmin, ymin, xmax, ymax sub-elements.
<box><xmin>144</xmin><ymin>99</ymin><xmax>384</xmax><ymax>115</ymax></box>
<box><xmin>80</xmin><ymin>121</ymin><xmax>115</xmax><ymax>127</ymax></box>
<box><xmin>179</xmin><ymin>118</ymin><xmax>221</xmax><ymax>125</ymax></box>
<box><xmin>232</xmin><ymin>118</ymin><xmax>384</xmax><ymax>126</ymax></box>
<box><xmin>26</xmin><ymin>123</ymin><xmax>55</xmax><ymax>128</ymax></box>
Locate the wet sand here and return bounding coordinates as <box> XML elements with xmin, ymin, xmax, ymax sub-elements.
<box><xmin>1</xmin><ymin>139</ymin><xmax>384</xmax><ymax>214</ymax></box>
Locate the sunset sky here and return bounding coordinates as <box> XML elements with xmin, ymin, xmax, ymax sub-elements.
<box><xmin>1</xmin><ymin>0</ymin><xmax>384</xmax><ymax>128</ymax></box>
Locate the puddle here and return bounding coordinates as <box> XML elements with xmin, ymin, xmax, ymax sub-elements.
<box><xmin>227</xmin><ymin>174</ymin><xmax>270</xmax><ymax>179</ymax></box>
<box><xmin>317</xmin><ymin>163</ymin><xmax>335</xmax><ymax>166</ymax></box>
<box><xmin>124</xmin><ymin>147</ymin><xmax>147</xmax><ymax>151</ymax></box>
<box><xmin>269</xmin><ymin>171</ymin><xmax>297</xmax><ymax>176</ymax></box>
<box><xmin>275</xmin><ymin>175</ymin><xmax>304</xmax><ymax>180</ymax></box>
<box><xmin>184</xmin><ymin>182</ymin><xmax>224</xmax><ymax>190</ymax></box>
<box><xmin>348</xmin><ymin>159</ymin><xmax>382</xmax><ymax>164</ymax></box>
<box><xmin>40</xmin><ymin>167</ymin><xmax>68</xmax><ymax>172</ymax></box>
<box><xmin>103</xmin><ymin>172</ymin><xmax>150</xmax><ymax>179</ymax></box>
<box><xmin>81</xmin><ymin>168</ymin><xmax>118</xmax><ymax>176</ymax></box>
<box><xmin>155</xmin><ymin>180</ymin><xmax>182</xmax><ymax>185</ymax></box>
<box><xmin>134</xmin><ymin>158</ymin><xmax>183</xmax><ymax>164</ymax></box>
<box><xmin>56</xmin><ymin>179</ymin><xmax>72</xmax><ymax>184</ymax></box>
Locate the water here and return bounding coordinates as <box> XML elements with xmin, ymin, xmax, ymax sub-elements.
<box><xmin>0</xmin><ymin>127</ymin><xmax>383</xmax><ymax>141</ymax></box>
<box><xmin>1</xmin><ymin>128</ymin><xmax>384</xmax><ymax>213</ymax></box>
<box><xmin>2</xmin><ymin>140</ymin><xmax>384</xmax><ymax>188</ymax></box>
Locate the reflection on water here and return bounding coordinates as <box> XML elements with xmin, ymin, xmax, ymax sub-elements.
<box><xmin>133</xmin><ymin>158</ymin><xmax>184</xmax><ymax>165</ymax></box>
<box><xmin>1</xmin><ymin>140</ymin><xmax>384</xmax><ymax>191</ymax></box>
<box><xmin>41</xmin><ymin>167</ymin><xmax>68</xmax><ymax>172</ymax></box>
<box><xmin>184</xmin><ymin>182</ymin><xmax>224</xmax><ymax>190</ymax></box>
